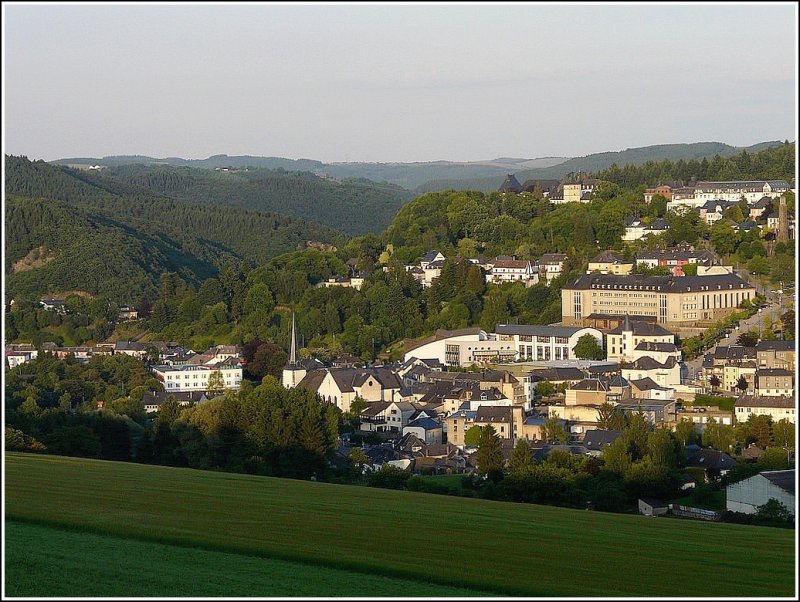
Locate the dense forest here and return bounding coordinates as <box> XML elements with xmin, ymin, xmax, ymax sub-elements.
<box><xmin>94</xmin><ymin>164</ymin><xmax>413</xmax><ymax>235</ymax></box>
<box><xmin>5</xmin><ymin>157</ymin><xmax>347</xmax><ymax>303</ymax></box>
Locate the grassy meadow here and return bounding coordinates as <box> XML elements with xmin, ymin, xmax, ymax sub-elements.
<box><xmin>5</xmin><ymin>453</ymin><xmax>797</xmax><ymax>597</ymax></box>
<box><xmin>5</xmin><ymin>521</ymin><xmax>485</xmax><ymax>597</ymax></box>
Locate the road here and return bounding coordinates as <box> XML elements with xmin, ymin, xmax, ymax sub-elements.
<box><xmin>684</xmin><ymin>298</ymin><xmax>786</xmax><ymax>383</ymax></box>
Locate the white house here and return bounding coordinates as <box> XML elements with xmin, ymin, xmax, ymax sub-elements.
<box><xmin>485</xmin><ymin>258</ymin><xmax>538</xmax><ymax>285</ymax></box>
<box><xmin>296</xmin><ymin>367</ymin><xmax>404</xmax><ymax>413</ymax></box>
<box><xmin>734</xmin><ymin>396</ymin><xmax>796</xmax><ymax>424</ymax></box>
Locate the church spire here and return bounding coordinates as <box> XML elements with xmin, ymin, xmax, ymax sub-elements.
<box><xmin>288</xmin><ymin>312</ymin><xmax>300</xmax><ymax>366</ymax></box>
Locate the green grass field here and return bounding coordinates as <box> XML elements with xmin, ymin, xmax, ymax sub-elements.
<box><xmin>5</xmin><ymin>521</ymin><xmax>484</xmax><ymax>597</ymax></box>
<box><xmin>5</xmin><ymin>453</ymin><xmax>797</xmax><ymax>597</ymax></box>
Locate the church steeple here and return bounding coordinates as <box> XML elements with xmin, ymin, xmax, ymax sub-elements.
<box><xmin>282</xmin><ymin>312</ymin><xmax>306</xmax><ymax>388</ymax></box>
<box><xmin>288</xmin><ymin>313</ymin><xmax>300</xmax><ymax>366</ymax></box>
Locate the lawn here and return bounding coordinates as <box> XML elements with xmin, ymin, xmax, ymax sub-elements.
<box><xmin>5</xmin><ymin>453</ymin><xmax>796</xmax><ymax>597</ymax></box>
<box><xmin>5</xmin><ymin>521</ymin><xmax>486</xmax><ymax>597</ymax></box>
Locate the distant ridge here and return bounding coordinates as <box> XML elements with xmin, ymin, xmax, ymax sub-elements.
<box><xmin>51</xmin><ymin>140</ymin><xmax>788</xmax><ymax>193</ymax></box>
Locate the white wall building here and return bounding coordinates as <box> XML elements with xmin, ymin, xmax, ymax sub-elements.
<box><xmin>726</xmin><ymin>470</ymin><xmax>795</xmax><ymax>516</ymax></box>
<box><xmin>494</xmin><ymin>324</ymin><xmax>603</xmax><ymax>362</ymax></box>
<box><xmin>403</xmin><ymin>328</ymin><xmax>517</xmax><ymax>368</ymax></box>
<box><xmin>153</xmin><ymin>363</ymin><xmax>243</xmax><ymax>393</ymax></box>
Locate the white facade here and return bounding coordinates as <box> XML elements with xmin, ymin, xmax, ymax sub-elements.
<box><xmin>153</xmin><ymin>364</ymin><xmax>242</xmax><ymax>392</ymax></box>
<box><xmin>494</xmin><ymin>325</ymin><xmax>602</xmax><ymax>363</ymax></box>
<box><xmin>404</xmin><ymin>330</ymin><xmax>517</xmax><ymax>367</ymax></box>
<box><xmin>693</xmin><ymin>181</ymin><xmax>790</xmax><ymax>205</ymax></box>
<box><xmin>726</xmin><ymin>471</ymin><xmax>795</xmax><ymax>516</ymax></box>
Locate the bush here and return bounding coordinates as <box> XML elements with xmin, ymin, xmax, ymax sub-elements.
<box><xmin>365</xmin><ymin>464</ymin><xmax>411</xmax><ymax>490</ymax></box>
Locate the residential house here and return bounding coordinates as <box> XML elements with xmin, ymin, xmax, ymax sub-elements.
<box><xmin>734</xmin><ymin>395</ymin><xmax>796</xmax><ymax>424</ymax></box>
<box><xmin>748</xmin><ymin>196</ymin><xmax>773</xmax><ymax>221</ymax></box>
<box><xmin>538</xmin><ymin>253</ymin><xmax>569</xmax><ymax>284</ymax></box>
<box><xmin>615</xmin><ymin>398</ymin><xmax>678</xmax><ymax>426</ymax></box>
<box><xmin>360</xmin><ymin>400</ymin><xmax>418</xmax><ymax>434</ymax></box>
<box><xmin>5</xmin><ymin>344</ymin><xmax>38</xmax><ymax>369</ymax></box>
<box><xmin>297</xmin><ymin>367</ymin><xmax>404</xmax><ymax>413</ymax></box>
<box><xmin>622</xmin><ymin>356</ymin><xmax>681</xmax><ymax>389</ymax></box>
<box><xmin>756</xmin><ymin>340</ymin><xmax>795</xmax><ymax>370</ymax></box>
<box><xmin>587</xmin><ymin>250</ymin><xmax>633</xmax><ymax>275</ymax></box>
<box><xmin>755</xmin><ymin>369</ymin><xmax>794</xmax><ymax>397</ymax></box>
<box><xmin>605</xmin><ymin>316</ymin><xmax>675</xmax><ymax>363</ymax></box>
<box><xmin>698</xmin><ymin>200</ymin><xmax>736</xmax><ymax>226</ymax></box>
<box><xmin>402</xmin><ymin>417</ymin><xmax>443</xmax><ymax>445</ymax></box>
<box><xmin>565</xmin><ymin>378</ymin><xmax>608</xmax><ymax>406</ymax></box>
<box><xmin>582</xmin><ymin>429</ymin><xmax>623</xmax><ymax>456</ymax></box>
<box><xmin>485</xmin><ymin>257</ymin><xmax>539</xmax><ymax>286</ymax></box>
<box><xmin>686</xmin><ymin>448</ymin><xmax>738</xmax><ymax>482</ymax></box>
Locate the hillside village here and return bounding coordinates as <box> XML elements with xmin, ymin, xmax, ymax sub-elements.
<box><xmin>5</xmin><ymin>174</ymin><xmax>797</xmax><ymax>524</ymax></box>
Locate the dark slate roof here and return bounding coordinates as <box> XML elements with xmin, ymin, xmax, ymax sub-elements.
<box><xmin>296</xmin><ymin>369</ymin><xmax>328</xmax><ymax>392</ymax></box>
<box><xmin>624</xmin><ymin>356</ymin><xmax>679</xmax><ymax>371</ymax></box>
<box><xmin>590</xmin><ymin>250</ymin><xmax>630</xmax><ymax>264</ymax></box>
<box><xmin>645</xmin><ymin>219</ymin><xmax>671</xmax><ymax>230</ymax></box>
<box><xmin>405</xmin><ymin>417</ymin><xmax>442</xmax><ymax>431</ymax></box>
<box><xmin>570</xmin><ymin>378</ymin><xmax>607</xmax><ymax>392</ymax></box>
<box><xmin>608</xmin><ymin>375</ymin><xmax>630</xmax><ymax>388</ymax></box>
<box><xmin>421</xmin><ymin>250</ymin><xmax>442</xmax><ymax>263</ymax></box>
<box><xmin>761</xmin><ymin>470</ymin><xmax>795</xmax><ymax>495</ymax></box>
<box><xmin>756</xmin><ymin>368</ymin><xmax>794</xmax><ymax>377</ymax></box>
<box><xmin>582</xmin><ymin>429</ymin><xmax>623</xmax><ymax>450</ymax></box>
<box><xmin>499</xmin><ymin>174</ymin><xmax>523</xmax><ymax>193</ymax></box>
<box><xmin>630</xmin><ymin>377</ymin><xmax>668</xmax><ymax>391</ymax></box>
<box><xmin>528</xmin><ymin>367</ymin><xmax>587</xmax><ymax>382</ymax></box>
<box><xmin>755</xmin><ymin>340</ymin><xmax>795</xmax><ymax>352</ymax></box>
<box><xmin>474</xmin><ymin>405</ymin><xmax>512</xmax><ymax>423</ymax></box>
<box><xmin>568</xmin><ymin>273</ymin><xmax>754</xmax><ymax>295</ymax></box>
<box><xmin>686</xmin><ymin>449</ymin><xmax>737</xmax><ymax>471</ymax></box>
<box><xmin>360</xmin><ymin>401</ymin><xmax>391</xmax><ymax>417</ymax></box>
<box><xmin>735</xmin><ymin>396</ymin><xmax>795</xmax><ymax>408</ymax></box>
<box><xmin>639</xmin><ymin>497</ymin><xmax>668</xmax><ymax>509</ymax></box>
<box><xmin>608</xmin><ymin>320</ymin><xmax>673</xmax><ymax>337</ymax></box>
<box><xmin>539</xmin><ymin>253</ymin><xmax>568</xmax><ymax>264</ymax></box>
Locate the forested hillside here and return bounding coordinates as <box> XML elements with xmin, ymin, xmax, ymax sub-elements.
<box><xmin>5</xmin><ymin>156</ymin><xmax>347</xmax><ymax>303</ymax></box>
<box><xmin>416</xmin><ymin>141</ymin><xmax>789</xmax><ymax>193</ymax></box>
<box><xmin>87</xmin><ymin>164</ymin><xmax>414</xmax><ymax>235</ymax></box>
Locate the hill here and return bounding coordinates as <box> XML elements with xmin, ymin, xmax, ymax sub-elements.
<box><xmin>4</xmin><ymin>156</ymin><xmax>347</xmax><ymax>303</ymax></box>
<box><xmin>415</xmin><ymin>141</ymin><xmax>788</xmax><ymax>193</ymax></box>
<box><xmin>6</xmin><ymin>453</ymin><xmax>796</xmax><ymax>597</ymax></box>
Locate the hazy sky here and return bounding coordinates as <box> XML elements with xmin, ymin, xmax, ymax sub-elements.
<box><xmin>3</xmin><ymin>2</ymin><xmax>798</xmax><ymax>163</ymax></box>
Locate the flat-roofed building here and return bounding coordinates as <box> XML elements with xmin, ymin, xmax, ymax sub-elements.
<box><xmin>494</xmin><ymin>324</ymin><xmax>602</xmax><ymax>363</ymax></box>
<box><xmin>404</xmin><ymin>328</ymin><xmax>517</xmax><ymax>368</ymax></box>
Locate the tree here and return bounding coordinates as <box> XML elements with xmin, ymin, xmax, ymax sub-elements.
<box><xmin>753</xmin><ymin>498</ymin><xmax>794</xmax><ymax>527</ymax></box>
<box><xmin>736</xmin><ymin>332</ymin><xmax>758</xmax><ymax>347</ymax></box>
<box><xmin>508</xmin><ymin>438</ymin><xmax>534</xmax><ymax>476</ymax></box>
<box><xmin>675</xmin><ymin>418</ymin><xmax>699</xmax><ymax>447</ymax></box>
<box><xmin>595</xmin><ymin>402</ymin><xmax>616</xmax><ymax>430</ymax></box>
<box><xmin>709</xmin><ymin>374</ymin><xmax>721</xmax><ymax>392</ymax></box>
<box><xmin>747</xmin><ymin>255</ymin><xmax>770</xmax><ymax>276</ymax></box>
<box><xmin>464</xmin><ymin>425</ymin><xmax>483</xmax><ymax>447</ymax></box>
<box><xmin>710</xmin><ymin>221</ymin><xmax>739</xmax><ymax>257</ymax></box>
<box><xmin>348</xmin><ymin>447</ymin><xmax>370</xmax><ymax>472</ymax></box>
<box><xmin>572</xmin><ymin>334</ymin><xmax>604</xmax><ymax>360</ymax></box>
<box><xmin>772</xmin><ymin>419</ymin><xmax>795</xmax><ymax>449</ymax></box>
<box><xmin>535</xmin><ymin>381</ymin><xmax>555</xmax><ymax>398</ymax></box>
<box><xmin>757</xmin><ymin>447</ymin><xmax>791</xmax><ymax>471</ymax></box>
<box><xmin>735</xmin><ymin>375</ymin><xmax>750</xmax><ymax>394</ymax></box>
<box><xmin>475</xmin><ymin>425</ymin><xmax>504</xmax><ymax>478</ymax></box>
<box><xmin>542</xmin><ymin>416</ymin><xmax>570</xmax><ymax>443</ymax></box>
<box><xmin>207</xmin><ymin>370</ymin><xmax>225</xmax><ymax>397</ymax></box>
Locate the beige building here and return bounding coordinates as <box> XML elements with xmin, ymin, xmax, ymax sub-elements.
<box><xmin>756</xmin><ymin>341</ymin><xmax>795</xmax><ymax>370</ymax></box>
<box><xmin>587</xmin><ymin>250</ymin><xmax>634</xmax><ymax>276</ymax></box>
<box><xmin>734</xmin><ymin>396</ymin><xmax>796</xmax><ymax>424</ymax></box>
<box><xmin>565</xmin><ymin>379</ymin><xmax>609</xmax><ymax>406</ymax></box>
<box><xmin>562</xmin><ymin>273</ymin><xmax>755</xmax><ymax>326</ymax></box>
<box><xmin>755</xmin><ymin>369</ymin><xmax>794</xmax><ymax>397</ymax></box>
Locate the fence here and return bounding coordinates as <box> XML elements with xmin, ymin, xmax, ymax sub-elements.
<box><xmin>670</xmin><ymin>504</ymin><xmax>722</xmax><ymax>521</ymax></box>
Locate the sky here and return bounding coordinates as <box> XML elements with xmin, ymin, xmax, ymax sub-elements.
<box><xmin>2</xmin><ymin>2</ymin><xmax>798</xmax><ymax>163</ymax></box>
